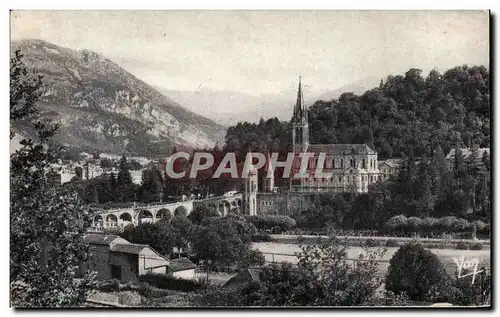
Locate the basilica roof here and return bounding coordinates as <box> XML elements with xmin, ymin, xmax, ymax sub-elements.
<box><xmin>306</xmin><ymin>144</ymin><xmax>376</xmax><ymax>155</ymax></box>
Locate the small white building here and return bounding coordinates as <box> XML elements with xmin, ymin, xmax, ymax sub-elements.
<box><xmin>167</xmin><ymin>258</ymin><xmax>198</xmax><ymax>280</ymax></box>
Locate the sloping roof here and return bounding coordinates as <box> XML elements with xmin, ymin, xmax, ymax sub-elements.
<box><xmin>305</xmin><ymin>144</ymin><xmax>376</xmax><ymax>155</ymax></box>
<box><xmin>446</xmin><ymin>148</ymin><xmax>490</xmax><ymax>160</ymax></box>
<box><xmin>224</xmin><ymin>268</ymin><xmax>262</xmax><ymax>288</ymax></box>
<box><xmin>110</xmin><ymin>243</ymin><xmax>149</xmax><ymax>255</ymax></box>
<box><xmin>83</xmin><ymin>233</ymin><xmax>121</xmax><ymax>246</ymax></box>
<box><xmin>168</xmin><ymin>258</ymin><xmax>198</xmax><ymax>272</ymax></box>
<box><xmin>379</xmin><ymin>158</ymin><xmax>403</xmax><ymax>168</ymax></box>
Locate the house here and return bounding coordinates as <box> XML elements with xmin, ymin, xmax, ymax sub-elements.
<box><xmin>378</xmin><ymin>158</ymin><xmax>403</xmax><ymax>180</ymax></box>
<box><xmin>445</xmin><ymin>147</ymin><xmax>490</xmax><ymax>170</ymax></box>
<box><xmin>82</xmin><ymin>233</ymin><xmax>169</xmax><ymax>283</ymax></box>
<box><xmin>223</xmin><ymin>268</ymin><xmax>262</xmax><ymax>289</ymax></box>
<box><xmin>167</xmin><ymin>258</ymin><xmax>198</xmax><ymax>280</ymax></box>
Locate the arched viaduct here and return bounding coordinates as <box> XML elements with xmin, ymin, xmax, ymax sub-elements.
<box><xmin>91</xmin><ymin>194</ymin><xmax>243</xmax><ymax>230</ymax></box>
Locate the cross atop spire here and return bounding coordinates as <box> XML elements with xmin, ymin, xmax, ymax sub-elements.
<box><xmin>292</xmin><ymin>76</ymin><xmax>307</xmax><ymax>122</ymax></box>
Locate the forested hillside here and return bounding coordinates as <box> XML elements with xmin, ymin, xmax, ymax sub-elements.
<box><xmin>224</xmin><ymin>66</ymin><xmax>490</xmax><ymax>159</ymax></box>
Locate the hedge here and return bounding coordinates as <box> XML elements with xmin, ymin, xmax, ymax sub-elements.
<box><xmin>385</xmin><ymin>215</ymin><xmax>490</xmax><ymax>235</ymax></box>
<box><xmin>246</xmin><ymin>215</ymin><xmax>296</xmax><ymax>233</ymax></box>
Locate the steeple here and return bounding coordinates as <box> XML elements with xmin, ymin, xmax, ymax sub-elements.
<box><xmin>293</xmin><ymin>76</ymin><xmax>307</xmax><ymax>122</ymax></box>
<box><xmin>291</xmin><ymin>76</ymin><xmax>309</xmax><ymax>151</ymax></box>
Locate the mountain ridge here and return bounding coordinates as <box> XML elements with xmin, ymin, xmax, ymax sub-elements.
<box><xmin>10</xmin><ymin>39</ymin><xmax>226</xmax><ymax>157</ymax></box>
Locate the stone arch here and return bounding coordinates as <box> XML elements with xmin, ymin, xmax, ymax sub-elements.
<box><xmin>94</xmin><ymin>215</ymin><xmax>103</xmax><ymax>222</ymax></box>
<box><xmin>174</xmin><ymin>205</ymin><xmax>188</xmax><ymax>217</ymax></box>
<box><xmin>218</xmin><ymin>200</ymin><xmax>231</xmax><ymax>216</ymax></box>
<box><xmin>156</xmin><ymin>208</ymin><xmax>172</xmax><ymax>221</ymax></box>
<box><xmin>106</xmin><ymin>214</ymin><xmax>118</xmax><ymax>222</ymax></box>
<box><xmin>106</xmin><ymin>214</ymin><xmax>118</xmax><ymax>228</ymax></box>
<box><xmin>137</xmin><ymin>210</ymin><xmax>153</xmax><ymax>224</ymax></box>
<box><xmin>236</xmin><ymin>199</ymin><xmax>242</xmax><ymax>207</ymax></box>
<box><xmin>119</xmin><ymin>212</ymin><xmax>132</xmax><ymax>222</ymax></box>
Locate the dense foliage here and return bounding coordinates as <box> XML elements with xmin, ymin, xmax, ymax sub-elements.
<box><xmin>225</xmin><ymin>66</ymin><xmax>490</xmax><ymax>159</ymax></box>
<box><xmin>10</xmin><ymin>50</ymin><xmax>96</xmax><ymax>307</ymax></box>
<box><xmin>197</xmin><ymin>237</ymin><xmax>386</xmax><ymax>306</ymax></box>
<box><xmin>385</xmin><ymin>243</ymin><xmax>452</xmax><ymax>301</ymax></box>
<box><xmin>246</xmin><ymin>215</ymin><xmax>296</xmax><ymax>233</ymax></box>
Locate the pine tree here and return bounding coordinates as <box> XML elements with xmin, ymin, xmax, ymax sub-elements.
<box><xmin>116</xmin><ymin>155</ymin><xmax>134</xmax><ymax>202</ymax></box>
<box><xmin>91</xmin><ymin>184</ymin><xmax>99</xmax><ymax>204</ymax></box>
<box><xmin>10</xmin><ymin>50</ymin><xmax>96</xmax><ymax>307</ymax></box>
<box><xmin>109</xmin><ymin>172</ymin><xmax>117</xmax><ymax>202</ymax></box>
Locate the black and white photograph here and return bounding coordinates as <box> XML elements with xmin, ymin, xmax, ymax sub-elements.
<box><xmin>8</xmin><ymin>9</ymin><xmax>492</xmax><ymax>308</ymax></box>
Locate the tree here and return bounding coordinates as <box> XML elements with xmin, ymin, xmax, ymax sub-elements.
<box><xmin>90</xmin><ymin>184</ymin><xmax>99</xmax><ymax>204</ymax></box>
<box><xmin>10</xmin><ymin>50</ymin><xmax>96</xmax><ymax>307</ymax></box>
<box><xmin>188</xmin><ymin>205</ymin><xmax>220</xmax><ymax>224</ymax></box>
<box><xmin>120</xmin><ymin>222</ymin><xmax>177</xmax><ymax>257</ymax></box>
<box><xmin>138</xmin><ymin>166</ymin><xmax>163</xmax><ymax>203</ymax></box>
<box><xmin>189</xmin><ymin>217</ymin><xmax>249</xmax><ymax>278</ymax></box>
<box><xmin>74</xmin><ymin>166</ymin><xmax>83</xmax><ymax>180</ymax></box>
<box><xmin>385</xmin><ymin>242</ymin><xmax>452</xmax><ymax>301</ymax></box>
<box><xmin>116</xmin><ymin>155</ymin><xmax>135</xmax><ymax>202</ymax></box>
<box><xmin>100</xmin><ymin>158</ymin><xmax>114</xmax><ymax>169</ymax></box>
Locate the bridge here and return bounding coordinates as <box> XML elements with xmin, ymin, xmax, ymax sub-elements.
<box><xmin>91</xmin><ymin>194</ymin><xmax>244</xmax><ymax>230</ymax></box>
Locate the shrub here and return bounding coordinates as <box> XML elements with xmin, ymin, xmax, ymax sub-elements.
<box><xmin>364</xmin><ymin>238</ymin><xmax>379</xmax><ymax>247</ymax></box>
<box><xmin>385</xmin><ymin>215</ymin><xmax>408</xmax><ymax>232</ymax></box>
<box><xmin>385</xmin><ymin>240</ymin><xmax>398</xmax><ymax>247</ymax></box>
<box><xmin>473</xmin><ymin>220</ymin><xmax>487</xmax><ymax>232</ymax></box>
<box><xmin>455</xmin><ymin>241</ymin><xmax>469</xmax><ymax>250</ymax></box>
<box><xmin>139</xmin><ymin>274</ymin><xmax>205</xmax><ymax>292</ymax></box>
<box><xmin>470</xmin><ymin>242</ymin><xmax>483</xmax><ymax>250</ymax></box>
<box><xmin>246</xmin><ymin>215</ymin><xmax>296</xmax><ymax>233</ymax></box>
<box><xmin>98</xmin><ymin>279</ymin><xmax>120</xmax><ymax>292</ymax></box>
<box><xmin>437</xmin><ymin>216</ymin><xmax>458</xmax><ymax>232</ymax></box>
<box><xmin>406</xmin><ymin>217</ymin><xmax>423</xmax><ymax>232</ymax></box>
<box><xmin>421</xmin><ymin>217</ymin><xmax>438</xmax><ymax>232</ymax></box>
<box><xmin>386</xmin><ymin>242</ymin><xmax>452</xmax><ymax>301</ymax></box>
<box><xmin>451</xmin><ymin>218</ymin><xmax>470</xmax><ymax>232</ymax></box>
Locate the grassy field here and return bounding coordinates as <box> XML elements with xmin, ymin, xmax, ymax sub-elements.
<box><xmin>252</xmin><ymin>242</ymin><xmax>491</xmax><ymax>276</ymax></box>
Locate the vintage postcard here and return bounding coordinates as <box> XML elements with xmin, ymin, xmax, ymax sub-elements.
<box><xmin>9</xmin><ymin>10</ymin><xmax>491</xmax><ymax>308</ymax></box>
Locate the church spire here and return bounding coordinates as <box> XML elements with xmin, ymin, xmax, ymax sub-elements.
<box><xmin>293</xmin><ymin>76</ymin><xmax>307</xmax><ymax>122</ymax></box>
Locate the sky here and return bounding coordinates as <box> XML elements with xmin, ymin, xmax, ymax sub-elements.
<box><xmin>10</xmin><ymin>10</ymin><xmax>489</xmax><ymax>96</ymax></box>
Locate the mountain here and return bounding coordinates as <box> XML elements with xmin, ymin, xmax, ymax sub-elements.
<box><xmin>156</xmin><ymin>87</ymin><xmax>296</xmax><ymax>126</ymax></box>
<box><xmin>158</xmin><ymin>77</ymin><xmax>380</xmax><ymax>126</ymax></box>
<box><xmin>315</xmin><ymin>76</ymin><xmax>383</xmax><ymax>102</ymax></box>
<box><xmin>10</xmin><ymin>39</ymin><xmax>226</xmax><ymax>157</ymax></box>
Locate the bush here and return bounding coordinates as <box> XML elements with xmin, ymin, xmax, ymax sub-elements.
<box><xmin>386</xmin><ymin>242</ymin><xmax>452</xmax><ymax>301</ymax></box>
<box><xmin>455</xmin><ymin>241</ymin><xmax>469</xmax><ymax>250</ymax></box>
<box><xmin>385</xmin><ymin>240</ymin><xmax>398</xmax><ymax>247</ymax></box>
<box><xmin>246</xmin><ymin>215</ymin><xmax>296</xmax><ymax>233</ymax></box>
<box><xmin>139</xmin><ymin>274</ymin><xmax>205</xmax><ymax>292</ymax></box>
<box><xmin>406</xmin><ymin>217</ymin><xmax>423</xmax><ymax>232</ymax></box>
<box><xmin>385</xmin><ymin>215</ymin><xmax>408</xmax><ymax>232</ymax></box>
<box><xmin>98</xmin><ymin>279</ymin><xmax>120</xmax><ymax>292</ymax></box>
<box><xmin>470</xmin><ymin>242</ymin><xmax>483</xmax><ymax>250</ymax></box>
<box><xmin>364</xmin><ymin>238</ymin><xmax>379</xmax><ymax>247</ymax></box>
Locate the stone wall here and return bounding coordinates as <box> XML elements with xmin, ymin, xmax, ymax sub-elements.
<box><xmin>109</xmin><ymin>252</ymin><xmax>139</xmax><ymax>283</ymax></box>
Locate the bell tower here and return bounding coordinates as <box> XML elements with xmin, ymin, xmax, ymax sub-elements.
<box><xmin>243</xmin><ymin>151</ymin><xmax>258</xmax><ymax>216</ymax></box>
<box><xmin>291</xmin><ymin>76</ymin><xmax>309</xmax><ymax>152</ymax></box>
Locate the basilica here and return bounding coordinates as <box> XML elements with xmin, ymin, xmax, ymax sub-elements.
<box><xmin>252</xmin><ymin>78</ymin><xmax>389</xmax><ymax>216</ymax></box>
<box><xmin>289</xmin><ymin>78</ymin><xmax>381</xmax><ymax>194</ymax></box>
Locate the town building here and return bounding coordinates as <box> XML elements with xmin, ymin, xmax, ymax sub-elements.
<box><xmin>378</xmin><ymin>158</ymin><xmax>403</xmax><ymax>180</ymax></box>
<box><xmin>80</xmin><ymin>233</ymin><xmax>197</xmax><ymax>283</ymax></box>
<box><xmin>445</xmin><ymin>147</ymin><xmax>490</xmax><ymax>170</ymax></box>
